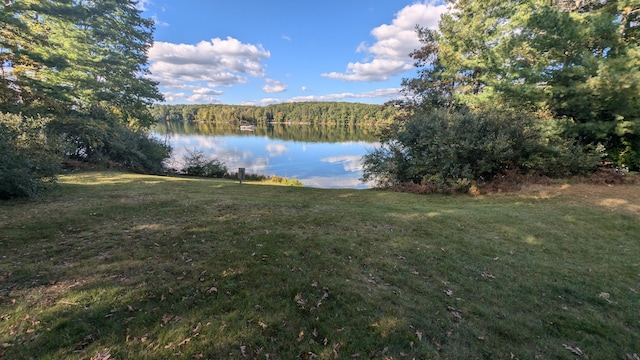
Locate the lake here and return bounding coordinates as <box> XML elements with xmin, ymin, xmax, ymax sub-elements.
<box><xmin>152</xmin><ymin>121</ymin><xmax>381</xmax><ymax>189</ymax></box>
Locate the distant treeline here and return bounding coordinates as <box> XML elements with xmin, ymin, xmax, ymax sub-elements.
<box><xmin>149</xmin><ymin>102</ymin><xmax>397</xmax><ymax>125</ymax></box>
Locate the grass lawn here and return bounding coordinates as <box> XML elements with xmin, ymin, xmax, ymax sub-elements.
<box><xmin>1</xmin><ymin>171</ymin><xmax>639</xmax><ymax>359</ymax></box>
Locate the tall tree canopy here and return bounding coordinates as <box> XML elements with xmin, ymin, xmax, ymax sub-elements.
<box><xmin>0</xmin><ymin>0</ymin><xmax>162</xmax><ymax>126</ymax></box>
<box><xmin>1</xmin><ymin>0</ymin><xmax>169</xmax><ymax>197</ymax></box>
<box><xmin>403</xmin><ymin>0</ymin><xmax>640</xmax><ymax>169</ymax></box>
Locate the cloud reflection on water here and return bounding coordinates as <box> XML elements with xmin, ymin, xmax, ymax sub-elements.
<box><xmin>321</xmin><ymin>155</ymin><xmax>364</xmax><ymax>172</ymax></box>
<box><xmin>158</xmin><ymin>132</ymin><xmax>379</xmax><ymax>189</ymax></box>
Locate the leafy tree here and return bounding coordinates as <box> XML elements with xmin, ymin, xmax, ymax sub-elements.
<box><xmin>0</xmin><ymin>0</ymin><xmax>169</xmax><ymax>189</ymax></box>
<box><xmin>402</xmin><ymin>0</ymin><xmax>640</xmax><ymax>169</ymax></box>
<box><xmin>0</xmin><ymin>112</ymin><xmax>61</xmax><ymax>199</ymax></box>
<box><xmin>1</xmin><ymin>0</ymin><xmax>162</xmax><ymax>125</ymax></box>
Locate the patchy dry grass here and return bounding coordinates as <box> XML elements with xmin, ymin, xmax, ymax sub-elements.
<box><xmin>1</xmin><ymin>172</ymin><xmax>639</xmax><ymax>359</ymax></box>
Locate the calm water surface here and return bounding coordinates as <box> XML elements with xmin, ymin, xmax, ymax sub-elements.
<box><xmin>153</xmin><ymin>122</ymin><xmax>380</xmax><ymax>189</ymax></box>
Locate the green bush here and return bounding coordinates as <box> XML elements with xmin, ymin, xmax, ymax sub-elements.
<box><xmin>181</xmin><ymin>149</ymin><xmax>228</xmax><ymax>178</ymax></box>
<box><xmin>48</xmin><ymin>107</ymin><xmax>171</xmax><ymax>174</ymax></box>
<box><xmin>104</xmin><ymin>126</ymin><xmax>172</xmax><ymax>174</ymax></box>
<box><xmin>362</xmin><ymin>108</ymin><xmax>599</xmax><ymax>191</ymax></box>
<box><xmin>0</xmin><ymin>113</ymin><xmax>61</xmax><ymax>199</ymax></box>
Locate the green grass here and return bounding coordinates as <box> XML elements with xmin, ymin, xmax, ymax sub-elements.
<box><xmin>1</xmin><ymin>171</ymin><xmax>639</xmax><ymax>359</ymax></box>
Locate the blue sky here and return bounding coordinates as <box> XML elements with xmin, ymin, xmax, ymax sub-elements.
<box><xmin>138</xmin><ymin>1</ymin><xmax>447</xmax><ymax>105</ymax></box>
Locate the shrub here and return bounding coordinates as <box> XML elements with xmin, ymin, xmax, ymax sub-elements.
<box><xmin>181</xmin><ymin>149</ymin><xmax>228</xmax><ymax>178</ymax></box>
<box><xmin>362</xmin><ymin>108</ymin><xmax>599</xmax><ymax>192</ymax></box>
<box><xmin>0</xmin><ymin>113</ymin><xmax>61</xmax><ymax>199</ymax></box>
<box><xmin>48</xmin><ymin>108</ymin><xmax>171</xmax><ymax>174</ymax></box>
<box><xmin>104</xmin><ymin>126</ymin><xmax>172</xmax><ymax>174</ymax></box>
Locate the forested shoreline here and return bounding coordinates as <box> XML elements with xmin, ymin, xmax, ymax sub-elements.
<box><xmin>149</xmin><ymin>102</ymin><xmax>397</xmax><ymax>125</ymax></box>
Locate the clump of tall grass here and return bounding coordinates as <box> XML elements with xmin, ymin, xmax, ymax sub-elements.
<box><xmin>267</xmin><ymin>175</ymin><xmax>303</xmax><ymax>186</ymax></box>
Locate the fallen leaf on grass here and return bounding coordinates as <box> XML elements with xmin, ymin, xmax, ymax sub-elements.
<box><xmin>333</xmin><ymin>342</ymin><xmax>342</xmax><ymax>359</ymax></box>
<box><xmin>90</xmin><ymin>348</ymin><xmax>111</xmax><ymax>360</ymax></box>
<box><xmin>445</xmin><ymin>289</ymin><xmax>453</xmax><ymax>296</ymax></box>
<box><xmin>626</xmin><ymin>353</ymin><xmax>640</xmax><ymax>360</ymax></box>
<box><xmin>598</xmin><ymin>292</ymin><xmax>613</xmax><ymax>303</ymax></box>
<box><xmin>177</xmin><ymin>337</ymin><xmax>190</xmax><ymax>347</ymax></box>
<box><xmin>294</xmin><ymin>293</ymin><xmax>306</xmax><ymax>308</ymax></box>
<box><xmin>481</xmin><ymin>272</ymin><xmax>495</xmax><ymax>280</ymax></box>
<box><xmin>1</xmin><ymin>343</ymin><xmax>13</xmax><ymax>348</ymax></box>
<box><xmin>317</xmin><ymin>292</ymin><xmax>329</xmax><ymax>308</ymax></box>
<box><xmin>562</xmin><ymin>344</ymin><xmax>584</xmax><ymax>356</ymax></box>
<box><xmin>447</xmin><ymin>306</ymin><xmax>462</xmax><ymax>320</ymax></box>
<box><xmin>192</xmin><ymin>323</ymin><xmax>201</xmax><ymax>333</ymax></box>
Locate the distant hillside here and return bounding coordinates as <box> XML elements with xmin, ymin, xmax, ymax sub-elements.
<box><xmin>150</xmin><ymin>102</ymin><xmax>397</xmax><ymax>126</ymax></box>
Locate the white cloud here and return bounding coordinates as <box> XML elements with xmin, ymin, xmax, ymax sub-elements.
<box><xmin>323</xmin><ymin>59</ymin><xmax>412</xmax><ymax>82</ymax></box>
<box><xmin>242</xmin><ymin>87</ymin><xmax>401</xmax><ymax>106</ymax></box>
<box><xmin>241</xmin><ymin>98</ymin><xmax>283</xmax><ymax>106</ymax></box>
<box><xmin>150</xmin><ymin>15</ymin><xmax>169</xmax><ymax>27</ymax></box>
<box><xmin>187</xmin><ymin>87</ymin><xmax>224</xmax><ymax>103</ymax></box>
<box><xmin>322</xmin><ymin>1</ymin><xmax>447</xmax><ymax>82</ymax></box>
<box><xmin>162</xmin><ymin>92</ymin><xmax>187</xmax><ymax>102</ymax></box>
<box><xmin>288</xmin><ymin>88</ymin><xmax>402</xmax><ymax>102</ymax></box>
<box><xmin>148</xmin><ymin>37</ymin><xmax>270</xmax><ymax>103</ymax></box>
<box><xmin>262</xmin><ymin>79</ymin><xmax>288</xmax><ymax>93</ymax></box>
<box><xmin>135</xmin><ymin>0</ymin><xmax>151</xmax><ymax>11</ymax></box>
